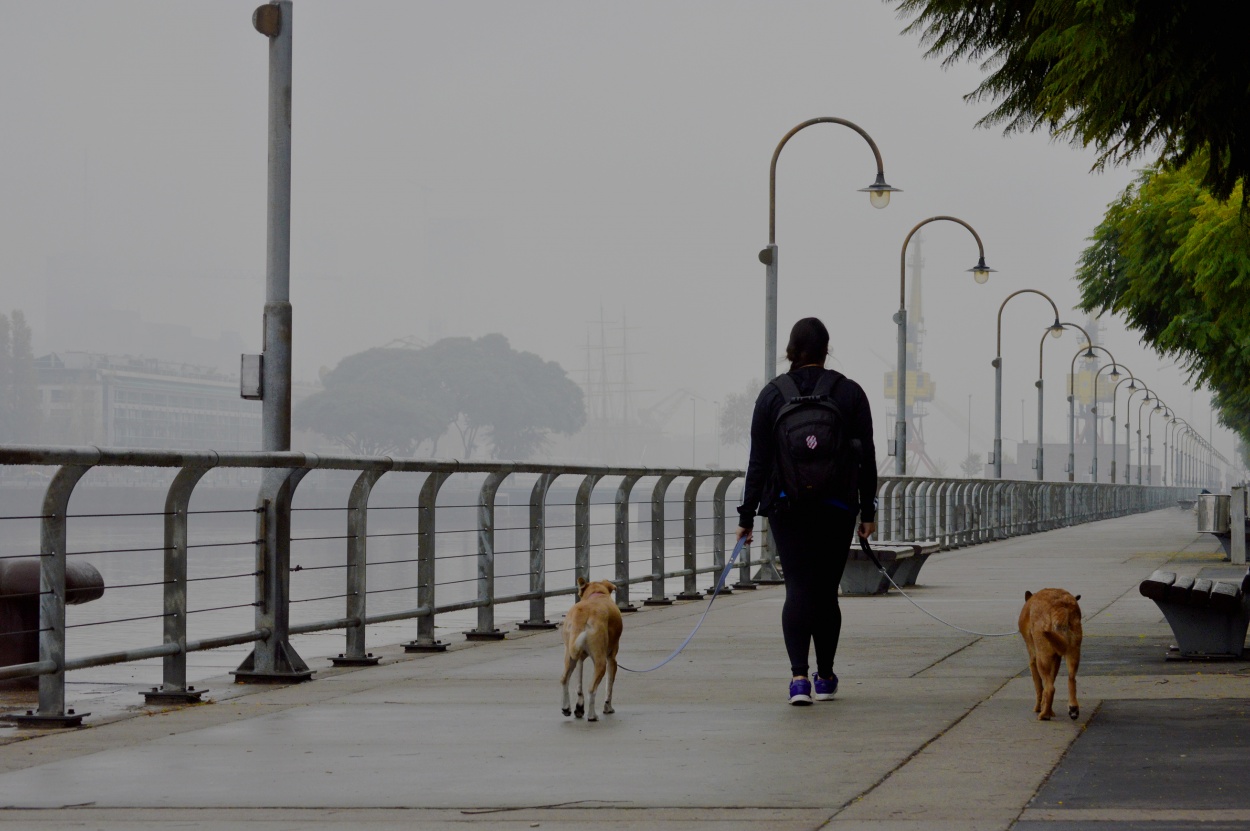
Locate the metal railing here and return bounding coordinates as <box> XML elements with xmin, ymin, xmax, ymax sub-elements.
<box><xmin>0</xmin><ymin>445</ymin><xmax>1194</xmax><ymax>724</ymax></box>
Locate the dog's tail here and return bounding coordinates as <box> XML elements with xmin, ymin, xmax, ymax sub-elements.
<box><xmin>573</xmin><ymin>624</ymin><xmax>592</xmax><ymax>655</ymax></box>
<box><xmin>1043</xmin><ymin>627</ymin><xmax>1071</xmax><ymax>655</ymax></box>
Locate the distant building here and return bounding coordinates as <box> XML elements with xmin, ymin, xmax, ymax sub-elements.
<box><xmin>35</xmin><ymin>352</ymin><xmax>262</xmax><ymax>451</ymax></box>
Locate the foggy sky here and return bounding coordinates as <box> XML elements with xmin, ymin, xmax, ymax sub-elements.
<box><xmin>0</xmin><ymin>1</ymin><xmax>1236</xmax><ymax>470</ymax></box>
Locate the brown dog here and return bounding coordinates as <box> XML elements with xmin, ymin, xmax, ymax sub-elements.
<box><xmin>561</xmin><ymin>578</ymin><xmax>623</xmax><ymax>722</ymax></box>
<box><xmin>1018</xmin><ymin>588</ymin><xmax>1083</xmax><ymax>721</ymax></box>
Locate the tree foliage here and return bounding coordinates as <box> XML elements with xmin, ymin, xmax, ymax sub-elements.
<box><xmin>718</xmin><ymin>380</ymin><xmax>760</xmax><ymax>449</ymax></box>
<box><xmin>895</xmin><ymin>1</ymin><xmax>1250</xmax><ymax>202</ymax></box>
<box><xmin>1075</xmin><ymin>154</ymin><xmax>1250</xmax><ymax>444</ymax></box>
<box><xmin>295</xmin><ymin>335</ymin><xmax>585</xmax><ymax>460</ymax></box>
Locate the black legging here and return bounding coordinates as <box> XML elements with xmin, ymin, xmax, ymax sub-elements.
<box><xmin>770</xmin><ymin>507</ymin><xmax>856</xmax><ymax>678</ymax></box>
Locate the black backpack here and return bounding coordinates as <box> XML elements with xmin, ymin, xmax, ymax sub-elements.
<box><xmin>770</xmin><ymin>371</ymin><xmax>847</xmax><ymax>502</ymax></box>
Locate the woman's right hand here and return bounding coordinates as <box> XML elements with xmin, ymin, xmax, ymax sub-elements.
<box><xmin>736</xmin><ymin>526</ymin><xmax>753</xmax><ymax>545</ymax></box>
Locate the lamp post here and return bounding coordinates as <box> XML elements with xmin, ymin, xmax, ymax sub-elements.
<box><xmin>1124</xmin><ymin>385</ymin><xmax>1150</xmax><ymax>484</ymax></box>
<box><xmin>1147</xmin><ymin>400</ymin><xmax>1167</xmax><ymax>484</ymax></box>
<box><xmin>1064</xmin><ymin>336</ymin><xmax>1103</xmax><ymax>482</ymax></box>
<box><xmin>1109</xmin><ymin>372</ymin><xmax>1138</xmax><ymax>482</ymax></box>
<box><xmin>754</xmin><ymin>118</ymin><xmax>897</xmax><ymax>582</ymax></box>
<box><xmin>994</xmin><ymin>290</ymin><xmax>1064</xmax><ymax>478</ymax></box>
<box><xmin>894</xmin><ymin>216</ymin><xmax>992</xmax><ymax>475</ymax></box>
<box><xmin>1090</xmin><ymin>360</ymin><xmax>1121</xmax><ymax>482</ymax></box>
<box><xmin>1164</xmin><ymin>416</ymin><xmax>1181</xmax><ymax>485</ymax></box>
<box><xmin>1135</xmin><ymin>391</ymin><xmax>1157</xmax><ymax>484</ymax></box>
<box><xmin>761</xmin><ymin>117</ymin><xmax>898</xmax><ymax>383</ymax></box>
<box><xmin>1035</xmin><ymin>322</ymin><xmax>1089</xmax><ymax>480</ymax></box>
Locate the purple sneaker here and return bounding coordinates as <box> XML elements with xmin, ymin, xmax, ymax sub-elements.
<box><xmin>813</xmin><ymin>673</ymin><xmax>838</xmax><ymax>700</ymax></box>
<box><xmin>788</xmin><ymin>677</ymin><xmax>813</xmax><ymax>706</ymax></box>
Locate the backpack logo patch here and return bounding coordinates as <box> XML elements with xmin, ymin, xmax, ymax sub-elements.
<box><xmin>806</xmin><ymin>435</ymin><xmax>818</xmax><ymax>449</ymax></box>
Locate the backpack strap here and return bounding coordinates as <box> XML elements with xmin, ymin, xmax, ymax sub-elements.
<box><xmin>769</xmin><ymin>374</ymin><xmax>802</xmax><ymax>403</ymax></box>
<box><xmin>812</xmin><ymin>370</ymin><xmax>843</xmax><ymax>399</ymax></box>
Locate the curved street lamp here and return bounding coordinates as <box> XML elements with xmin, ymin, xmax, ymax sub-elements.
<box><xmin>1066</xmin><ymin>339</ymin><xmax>1106</xmax><ymax>482</ymax></box>
<box><xmin>994</xmin><ymin>290</ymin><xmax>1064</xmax><ymax>478</ymax></box>
<box><xmin>1036</xmin><ymin>321</ymin><xmax>1090</xmax><ymax>480</ymax></box>
<box><xmin>760</xmin><ymin>117</ymin><xmax>899</xmax><ymax>382</ymax></box>
<box><xmin>894</xmin><ymin>216</ymin><xmax>993</xmax><ymax>475</ymax></box>
<box><xmin>1124</xmin><ymin>385</ymin><xmax>1152</xmax><ymax>484</ymax></box>
<box><xmin>1164</xmin><ymin>415</ymin><xmax>1182</xmax><ymax>485</ymax></box>
<box><xmin>1147</xmin><ymin>399</ymin><xmax>1169</xmax><ymax>484</ymax></box>
<box><xmin>1135</xmin><ymin>391</ymin><xmax>1159</xmax><ymax>484</ymax></box>
<box><xmin>1090</xmin><ymin>360</ymin><xmax>1121</xmax><ymax>482</ymax></box>
<box><xmin>756</xmin><ymin>117</ymin><xmax>897</xmax><ymax>582</ymax></box>
<box><xmin>1108</xmin><ymin>371</ymin><xmax>1138</xmax><ymax>482</ymax></box>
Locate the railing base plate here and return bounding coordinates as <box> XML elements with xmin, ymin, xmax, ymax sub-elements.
<box><xmin>643</xmin><ymin>597</ymin><xmax>673</xmax><ymax>606</ymax></box>
<box><xmin>516</xmin><ymin>621</ymin><xmax>559</xmax><ymax>630</ymax></box>
<box><xmin>403</xmin><ymin>640</ymin><xmax>448</xmax><ymax>653</ymax></box>
<box><xmin>464</xmin><ymin>629</ymin><xmax>506</xmax><ymax>641</ymax></box>
<box><xmin>707</xmin><ymin>586</ymin><xmax>733</xmax><ymax>596</ymax></box>
<box><xmin>675</xmin><ymin>592</ymin><xmax>704</xmax><ymax>601</ymax></box>
<box><xmin>142</xmin><ymin>686</ymin><xmax>207</xmax><ymax>704</ymax></box>
<box><xmin>2</xmin><ymin>710</ymin><xmax>88</xmax><ymax>728</ymax></box>
<box><xmin>232</xmin><ymin>669</ymin><xmax>314</xmax><ymax>684</ymax></box>
<box><xmin>329</xmin><ymin>653</ymin><xmax>381</xmax><ymax>667</ymax></box>
<box><xmin>733</xmin><ymin>581</ymin><xmax>759</xmax><ymax>590</ymax></box>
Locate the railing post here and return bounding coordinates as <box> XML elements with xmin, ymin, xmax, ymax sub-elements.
<box><xmin>519</xmin><ymin>472</ymin><xmax>560</xmax><ymax>629</ymax></box>
<box><xmin>466</xmin><ymin>469</ymin><xmax>511</xmax><ymax>640</ymax></box>
<box><xmin>613</xmin><ymin>474</ymin><xmax>643</xmax><ymax>612</ymax></box>
<box><xmin>234</xmin><ymin>464</ymin><xmax>313</xmax><ymax>683</ymax></box>
<box><xmin>574</xmin><ymin>473</ymin><xmax>603</xmax><ymax>588</ymax></box>
<box><xmin>17</xmin><ymin>461</ymin><xmax>97</xmax><ymax>727</ymax></box>
<box><xmin>404</xmin><ymin>469</ymin><xmax>451</xmax><ymax>653</ymax></box>
<box><xmin>678</xmin><ymin>474</ymin><xmax>711</xmax><ymax>600</ymax></box>
<box><xmin>330</xmin><ymin>464</ymin><xmax>391</xmax><ymax>666</ymax></box>
<box><xmin>645</xmin><ymin>474</ymin><xmax>678</xmax><ymax>605</ymax></box>
<box><xmin>145</xmin><ymin>459</ymin><xmax>216</xmax><ymax>703</ymax></box>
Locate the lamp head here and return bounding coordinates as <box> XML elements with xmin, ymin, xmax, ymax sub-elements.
<box><xmin>859</xmin><ymin>172</ymin><xmax>901</xmax><ymax>209</ymax></box>
<box><xmin>1083</xmin><ymin>348</ymin><xmax>1097</xmax><ymax>359</ymax></box>
<box><xmin>1110</xmin><ymin>365</ymin><xmax>1121</xmax><ymax>377</ymax></box>
<box><xmin>1128</xmin><ymin>378</ymin><xmax>1137</xmax><ymax>390</ymax></box>
<box><xmin>969</xmin><ymin>255</ymin><xmax>995</xmax><ymax>284</ymax></box>
<box><xmin>1048</xmin><ymin>320</ymin><xmax>1064</xmax><ymax>338</ymax></box>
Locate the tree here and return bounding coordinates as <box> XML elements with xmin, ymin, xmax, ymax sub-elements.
<box><xmin>294</xmin><ymin>335</ymin><xmax>585</xmax><ymax>460</ymax></box>
<box><xmin>1075</xmin><ymin>154</ymin><xmax>1250</xmax><ymax>446</ymax></box>
<box><xmin>959</xmin><ymin>451</ymin><xmax>983</xmax><ymax>478</ymax></box>
<box><xmin>895</xmin><ymin>1</ymin><xmax>1250</xmax><ymax>203</ymax></box>
<box><xmin>719</xmin><ymin>380</ymin><xmax>761</xmax><ymax>449</ymax></box>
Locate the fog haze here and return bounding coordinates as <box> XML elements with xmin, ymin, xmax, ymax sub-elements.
<box><xmin>1</xmin><ymin>1</ymin><xmax>1234</xmax><ymax>469</ymax></box>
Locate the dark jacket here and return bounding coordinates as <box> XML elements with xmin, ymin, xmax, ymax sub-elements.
<box><xmin>737</xmin><ymin>366</ymin><xmax>877</xmax><ymax>530</ymax></box>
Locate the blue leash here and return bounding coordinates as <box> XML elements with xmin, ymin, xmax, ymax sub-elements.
<box><xmin>617</xmin><ymin>537</ymin><xmax>747</xmax><ymax>673</ymax></box>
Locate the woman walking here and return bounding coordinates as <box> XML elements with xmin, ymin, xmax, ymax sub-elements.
<box><xmin>736</xmin><ymin>317</ymin><xmax>877</xmax><ymax>705</ymax></box>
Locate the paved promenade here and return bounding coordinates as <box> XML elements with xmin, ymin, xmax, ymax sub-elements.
<box><xmin>2</xmin><ymin>508</ymin><xmax>1247</xmax><ymax>830</ymax></box>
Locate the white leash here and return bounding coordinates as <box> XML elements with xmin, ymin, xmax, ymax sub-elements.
<box><xmin>858</xmin><ymin>537</ymin><xmax>1019</xmax><ymax>638</ymax></box>
<box><xmin>617</xmin><ymin>538</ymin><xmax>746</xmax><ymax>673</ymax></box>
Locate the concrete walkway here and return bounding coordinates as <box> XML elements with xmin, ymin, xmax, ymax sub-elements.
<box><xmin>1</xmin><ymin>508</ymin><xmax>1247</xmax><ymax>830</ymax></box>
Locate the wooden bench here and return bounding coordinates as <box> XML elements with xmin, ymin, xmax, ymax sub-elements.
<box><xmin>1139</xmin><ymin>569</ymin><xmax>1250</xmax><ymax>659</ymax></box>
<box><xmin>840</xmin><ymin>542</ymin><xmax>940</xmax><ymax>596</ymax></box>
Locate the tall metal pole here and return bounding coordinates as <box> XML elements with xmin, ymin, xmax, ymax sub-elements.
<box><xmin>755</xmin><ymin>117</ymin><xmax>895</xmax><ymax>583</ymax></box>
<box><xmin>895</xmin><ymin>216</ymin><xmax>990</xmax><ymax>476</ymax></box>
<box><xmin>994</xmin><ymin>290</ymin><xmax>1061</xmax><ymax>479</ymax></box>
<box><xmin>258</xmin><ymin>0</ymin><xmax>293</xmax><ymax>454</ymax></box>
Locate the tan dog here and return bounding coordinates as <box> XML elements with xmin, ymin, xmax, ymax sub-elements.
<box><xmin>1018</xmin><ymin>588</ymin><xmax>1083</xmax><ymax>721</ymax></box>
<box><xmin>561</xmin><ymin>578</ymin><xmax>622</xmax><ymax>722</ymax></box>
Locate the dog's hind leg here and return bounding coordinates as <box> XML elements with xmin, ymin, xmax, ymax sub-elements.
<box><xmin>602</xmin><ymin>653</ymin><xmax>617</xmax><ymax>715</ymax></box>
<box><xmin>560</xmin><ymin>652</ymin><xmax>577</xmax><ymax>716</ymax></box>
<box><xmin>1038</xmin><ymin>653</ymin><xmax>1060</xmax><ymax>720</ymax></box>
<box><xmin>1065</xmin><ymin>648</ymin><xmax>1080</xmax><ymax>720</ymax></box>
<box><xmin>574</xmin><ymin>656</ymin><xmax>586</xmax><ymax>719</ymax></box>
<box><xmin>586</xmin><ymin>655</ymin><xmax>608</xmax><ymax>722</ymax></box>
